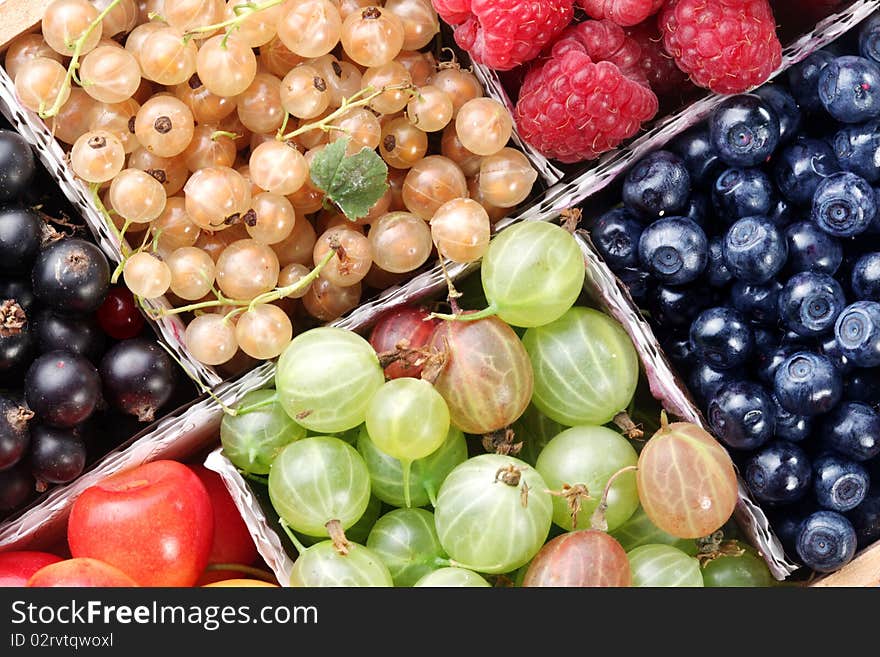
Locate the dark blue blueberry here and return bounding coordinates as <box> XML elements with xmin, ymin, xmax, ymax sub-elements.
<box><xmin>757</xmin><ymin>343</ymin><xmax>804</xmax><ymax>385</ymax></box>
<box><xmin>818</xmin><ymin>335</ymin><xmax>853</xmax><ymax>374</ymax></box>
<box><xmin>772</xmin><ymin>395</ymin><xmax>812</xmax><ymax>443</ymax></box>
<box><xmin>616</xmin><ymin>267</ymin><xmax>652</xmax><ymax>301</ymax></box>
<box><xmin>844</xmin><ymin>367</ymin><xmax>880</xmax><ymax>402</ymax></box>
<box><xmin>787</xmin><ymin>50</ymin><xmax>836</xmax><ymax>114</ymax></box>
<box><xmin>687</xmin><ymin>362</ymin><xmax>743</xmax><ymax>405</ymax></box>
<box><xmin>813</xmin><ymin>454</ymin><xmax>870</xmax><ymax>513</ymax></box>
<box><xmin>832</xmin><ymin>119</ymin><xmax>880</xmax><ymax>183</ymax></box>
<box><xmin>707</xmin><ymin>380</ymin><xmax>776</xmax><ymax>450</ymax></box>
<box><xmin>744</xmin><ymin>440</ymin><xmax>811</xmax><ymax>504</ymax></box>
<box><xmin>821</xmin><ymin>401</ymin><xmax>880</xmax><ymax>462</ymax></box>
<box><xmin>847</xmin><ymin>487</ymin><xmax>880</xmax><ymax>549</ymax></box>
<box><xmin>773</xmin><ymin>351</ymin><xmax>842</xmax><ymax>416</ymax></box>
<box><xmin>850</xmin><ymin>251</ymin><xmax>880</xmax><ymax>300</ymax></box>
<box><xmin>818</xmin><ymin>55</ymin><xmax>880</xmax><ymax>123</ymax></box>
<box><xmin>637</xmin><ymin>216</ymin><xmax>707</xmax><ymax>285</ymax></box>
<box><xmin>712</xmin><ymin>167</ymin><xmax>775</xmax><ymax>223</ymax></box>
<box><xmin>731</xmin><ymin>280</ymin><xmax>781</xmax><ymax>326</ymax></box>
<box><xmin>709</xmin><ymin>95</ymin><xmax>780</xmax><ymax>167</ymax></box>
<box><xmin>649</xmin><ymin>284</ymin><xmax>713</xmax><ymax>329</ymax></box>
<box><xmin>752</xmin><ymin>327</ymin><xmax>775</xmax><ymax>355</ymax></box>
<box><xmin>723</xmin><ymin>216</ymin><xmax>788</xmax><ymax>284</ymax></box>
<box><xmin>811</xmin><ymin>172</ymin><xmax>876</xmax><ymax>237</ymax></box>
<box><xmin>680</xmin><ymin>192</ymin><xmax>710</xmax><ymax>230</ymax></box>
<box><xmin>769</xmin><ymin>502</ymin><xmax>814</xmax><ymax>558</ymax></box>
<box><xmin>834</xmin><ymin>300</ymin><xmax>880</xmax><ymax>367</ymax></box>
<box><xmin>689</xmin><ymin>306</ymin><xmax>754</xmax><ymax>370</ymax></box>
<box><xmin>590</xmin><ymin>207</ymin><xmax>643</xmax><ymax>271</ymax></box>
<box><xmin>767</xmin><ymin>198</ymin><xmax>793</xmax><ymax>229</ymax></box>
<box><xmin>754</xmin><ymin>85</ymin><xmax>801</xmax><ymax>144</ymax></box>
<box><xmin>859</xmin><ymin>14</ymin><xmax>880</xmax><ymax>64</ymax></box>
<box><xmin>773</xmin><ymin>138</ymin><xmax>840</xmax><ymax>206</ymax></box>
<box><xmin>706</xmin><ymin>236</ymin><xmax>733</xmax><ymax>287</ymax></box>
<box><xmin>778</xmin><ymin>272</ymin><xmax>846</xmax><ymax>337</ymax></box>
<box><xmin>622</xmin><ymin>150</ymin><xmax>691</xmax><ymax>219</ymax></box>
<box><xmin>784</xmin><ymin>221</ymin><xmax>843</xmax><ymax>276</ymax></box>
<box><xmin>796</xmin><ymin>510</ymin><xmax>857</xmax><ymax>572</ymax></box>
<box><xmin>662</xmin><ymin>332</ymin><xmax>695</xmax><ymax>368</ymax></box>
<box><xmin>669</xmin><ymin>125</ymin><xmax>723</xmax><ymax>188</ymax></box>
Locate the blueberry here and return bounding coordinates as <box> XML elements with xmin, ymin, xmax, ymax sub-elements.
<box><xmin>772</xmin><ymin>394</ymin><xmax>812</xmax><ymax>443</ymax></box>
<box><xmin>709</xmin><ymin>94</ymin><xmax>780</xmax><ymax>167</ymax></box>
<box><xmin>590</xmin><ymin>208</ymin><xmax>643</xmax><ymax>271</ymax></box>
<box><xmin>680</xmin><ymin>193</ymin><xmax>710</xmax><ymax>230</ymax></box>
<box><xmin>706</xmin><ymin>236</ymin><xmax>733</xmax><ymax>287</ymax></box>
<box><xmin>712</xmin><ymin>167</ymin><xmax>775</xmax><ymax>223</ymax></box>
<box><xmin>662</xmin><ymin>332</ymin><xmax>695</xmax><ymax>368</ymax></box>
<box><xmin>669</xmin><ymin>125</ymin><xmax>723</xmax><ymax>188</ymax></box>
<box><xmin>783</xmin><ymin>221</ymin><xmax>843</xmax><ymax>276</ymax></box>
<box><xmin>773</xmin><ymin>351</ymin><xmax>842</xmax><ymax>416</ymax></box>
<box><xmin>821</xmin><ymin>401</ymin><xmax>880</xmax><ymax>462</ymax></box>
<box><xmin>774</xmin><ymin>138</ymin><xmax>840</xmax><ymax>205</ymax></box>
<box><xmin>778</xmin><ymin>272</ymin><xmax>845</xmax><ymax>337</ymax></box>
<box><xmin>616</xmin><ymin>267</ymin><xmax>652</xmax><ymax>301</ymax></box>
<box><xmin>859</xmin><ymin>13</ymin><xmax>880</xmax><ymax>65</ymax></box>
<box><xmin>787</xmin><ymin>50</ymin><xmax>836</xmax><ymax>114</ymax></box>
<box><xmin>752</xmin><ymin>326</ymin><xmax>776</xmax><ymax>355</ymax></box>
<box><xmin>637</xmin><ymin>216</ymin><xmax>707</xmax><ymax>285</ymax></box>
<box><xmin>623</xmin><ymin>151</ymin><xmax>691</xmax><ymax>218</ymax></box>
<box><xmin>844</xmin><ymin>367</ymin><xmax>880</xmax><ymax>402</ymax></box>
<box><xmin>649</xmin><ymin>284</ymin><xmax>713</xmax><ymax>328</ymax></box>
<box><xmin>723</xmin><ymin>216</ymin><xmax>788</xmax><ymax>284</ymax></box>
<box><xmin>689</xmin><ymin>306</ymin><xmax>754</xmax><ymax>370</ymax></box>
<box><xmin>731</xmin><ymin>279</ymin><xmax>781</xmax><ymax>325</ymax></box>
<box><xmin>767</xmin><ymin>198</ymin><xmax>793</xmax><ymax>228</ymax></box>
<box><xmin>832</xmin><ymin>119</ymin><xmax>880</xmax><ymax>183</ymax></box>
<box><xmin>688</xmin><ymin>362</ymin><xmax>743</xmax><ymax>405</ymax></box>
<box><xmin>708</xmin><ymin>380</ymin><xmax>776</xmax><ymax>450</ymax></box>
<box><xmin>745</xmin><ymin>440</ymin><xmax>811</xmax><ymax>505</ymax></box>
<box><xmin>796</xmin><ymin>510</ymin><xmax>857</xmax><ymax>572</ymax></box>
<box><xmin>818</xmin><ymin>335</ymin><xmax>853</xmax><ymax>374</ymax></box>
<box><xmin>754</xmin><ymin>85</ymin><xmax>801</xmax><ymax>144</ymax></box>
<box><xmin>847</xmin><ymin>487</ymin><xmax>880</xmax><ymax>549</ymax></box>
<box><xmin>769</xmin><ymin>502</ymin><xmax>815</xmax><ymax>558</ymax></box>
<box><xmin>756</xmin><ymin>342</ymin><xmax>805</xmax><ymax>385</ymax></box>
<box><xmin>850</xmin><ymin>252</ymin><xmax>880</xmax><ymax>300</ymax></box>
<box><xmin>813</xmin><ymin>454</ymin><xmax>870</xmax><ymax>513</ymax></box>
<box><xmin>834</xmin><ymin>300</ymin><xmax>880</xmax><ymax>366</ymax></box>
<box><xmin>811</xmin><ymin>172</ymin><xmax>876</xmax><ymax>237</ymax></box>
<box><xmin>818</xmin><ymin>56</ymin><xmax>880</xmax><ymax>123</ymax></box>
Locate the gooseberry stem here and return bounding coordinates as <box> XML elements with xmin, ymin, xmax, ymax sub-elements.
<box><xmin>276</xmin><ymin>84</ymin><xmax>414</xmax><ymax>142</ymax></box>
<box><xmin>39</xmin><ymin>0</ymin><xmax>124</xmax><ymax>118</ymax></box>
<box><xmin>430</xmin><ymin>303</ymin><xmax>499</xmax><ymax>323</ymax></box>
<box><xmin>279</xmin><ymin>519</ymin><xmax>307</xmax><ymax>555</ymax></box>
<box><xmin>401</xmin><ymin>460</ymin><xmax>413</xmax><ymax>509</ymax></box>
<box><xmin>182</xmin><ymin>0</ymin><xmax>285</xmax><ymax>45</ymax></box>
<box><xmin>234</xmin><ymin>391</ymin><xmax>281</xmax><ymax>416</ymax></box>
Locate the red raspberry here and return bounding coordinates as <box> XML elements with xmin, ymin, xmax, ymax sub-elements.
<box><xmin>432</xmin><ymin>0</ymin><xmax>575</xmax><ymax>71</ymax></box>
<box><xmin>659</xmin><ymin>0</ymin><xmax>782</xmax><ymax>95</ymax></box>
<box><xmin>514</xmin><ymin>20</ymin><xmax>659</xmax><ymax>163</ymax></box>
<box><xmin>578</xmin><ymin>0</ymin><xmax>664</xmax><ymax>27</ymax></box>
<box><xmin>624</xmin><ymin>20</ymin><xmax>692</xmax><ymax>97</ymax></box>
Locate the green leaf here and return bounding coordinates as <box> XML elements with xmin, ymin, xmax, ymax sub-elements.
<box><xmin>309</xmin><ymin>137</ymin><xmax>388</xmax><ymax>220</ymax></box>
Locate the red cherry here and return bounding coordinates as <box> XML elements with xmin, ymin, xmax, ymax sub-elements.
<box><xmin>96</xmin><ymin>286</ymin><xmax>145</xmax><ymax>340</ymax></box>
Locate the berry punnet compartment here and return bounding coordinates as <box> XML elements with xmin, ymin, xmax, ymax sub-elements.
<box><xmin>204</xmin><ymin>226</ymin><xmax>785</xmax><ymax>586</ymax></box>
<box><xmin>0</xmin><ymin>364</ymin><xmax>273</xmax><ymax>552</ymax></box>
<box><xmin>469</xmin><ymin>1</ymin><xmax>879</xmax><ymax>215</ymax></box>
<box><xmin>0</xmin><ymin>0</ymin><xmax>549</xmax><ymax>387</ymax></box>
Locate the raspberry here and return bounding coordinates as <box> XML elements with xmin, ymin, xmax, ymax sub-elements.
<box><xmin>659</xmin><ymin>0</ymin><xmax>783</xmax><ymax>95</ymax></box>
<box><xmin>514</xmin><ymin>20</ymin><xmax>659</xmax><ymax>163</ymax></box>
<box><xmin>625</xmin><ymin>20</ymin><xmax>693</xmax><ymax>97</ymax></box>
<box><xmin>432</xmin><ymin>0</ymin><xmax>575</xmax><ymax>71</ymax></box>
<box><xmin>578</xmin><ymin>0</ymin><xmax>664</xmax><ymax>27</ymax></box>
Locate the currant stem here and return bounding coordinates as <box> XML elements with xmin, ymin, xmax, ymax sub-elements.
<box><xmin>276</xmin><ymin>84</ymin><xmax>414</xmax><ymax>142</ymax></box>
<box><xmin>40</xmin><ymin>0</ymin><xmax>124</xmax><ymax>118</ymax></box>
<box><xmin>211</xmin><ymin>130</ymin><xmax>239</xmax><ymax>141</ymax></box>
<box><xmin>182</xmin><ymin>0</ymin><xmax>285</xmax><ymax>41</ymax></box>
